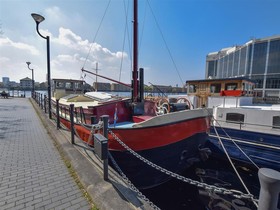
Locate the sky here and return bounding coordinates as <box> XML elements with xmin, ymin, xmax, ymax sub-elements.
<box><xmin>0</xmin><ymin>0</ymin><xmax>280</xmax><ymax>87</ymax></box>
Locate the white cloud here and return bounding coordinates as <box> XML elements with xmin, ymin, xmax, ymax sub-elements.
<box><xmin>0</xmin><ymin>23</ymin><xmax>131</xmax><ymax>85</ymax></box>
<box><xmin>49</xmin><ymin>27</ymin><xmax>131</xmax><ymax>83</ymax></box>
<box><xmin>0</xmin><ymin>37</ymin><xmax>40</xmax><ymax>55</ymax></box>
<box><xmin>45</xmin><ymin>6</ymin><xmax>66</xmax><ymax>24</ymax></box>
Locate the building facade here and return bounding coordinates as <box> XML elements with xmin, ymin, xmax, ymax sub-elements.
<box><xmin>206</xmin><ymin>35</ymin><xmax>280</xmax><ymax>98</ymax></box>
<box><xmin>20</xmin><ymin>77</ymin><xmax>33</xmax><ymax>89</ymax></box>
<box><xmin>2</xmin><ymin>77</ymin><xmax>10</xmax><ymax>87</ymax></box>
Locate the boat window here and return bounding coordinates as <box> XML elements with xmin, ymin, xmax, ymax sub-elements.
<box><xmin>188</xmin><ymin>84</ymin><xmax>197</xmax><ymax>93</ymax></box>
<box><xmin>199</xmin><ymin>83</ymin><xmax>206</xmax><ymax>91</ymax></box>
<box><xmin>272</xmin><ymin>116</ymin><xmax>280</xmax><ymax>129</ymax></box>
<box><xmin>226</xmin><ymin>113</ymin><xmax>244</xmax><ymax>124</ymax></box>
<box><xmin>225</xmin><ymin>83</ymin><xmax>238</xmax><ymax>90</ymax></box>
<box><xmin>56</xmin><ymin>82</ymin><xmax>65</xmax><ymax>88</ymax></box>
<box><xmin>65</xmin><ymin>82</ymin><xmax>73</xmax><ymax>89</ymax></box>
<box><xmin>74</xmin><ymin>82</ymin><xmax>82</xmax><ymax>90</ymax></box>
<box><xmin>210</xmin><ymin>83</ymin><xmax>221</xmax><ymax>93</ymax></box>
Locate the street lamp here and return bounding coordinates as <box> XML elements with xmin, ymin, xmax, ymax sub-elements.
<box><xmin>26</xmin><ymin>61</ymin><xmax>34</xmax><ymax>97</ymax></box>
<box><xmin>31</xmin><ymin>13</ymin><xmax>52</xmax><ymax>119</ymax></box>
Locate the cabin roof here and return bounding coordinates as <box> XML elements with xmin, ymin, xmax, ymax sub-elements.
<box><xmin>186</xmin><ymin>77</ymin><xmax>255</xmax><ymax>84</ymax></box>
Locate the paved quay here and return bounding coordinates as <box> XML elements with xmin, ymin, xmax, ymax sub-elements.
<box><xmin>0</xmin><ymin>98</ymin><xmax>90</xmax><ymax>210</ymax></box>
<box><xmin>0</xmin><ymin>97</ymin><xmax>151</xmax><ymax>210</ymax></box>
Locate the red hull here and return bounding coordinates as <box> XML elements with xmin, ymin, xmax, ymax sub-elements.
<box><xmin>59</xmin><ymin>115</ymin><xmax>210</xmax><ymax>152</ymax></box>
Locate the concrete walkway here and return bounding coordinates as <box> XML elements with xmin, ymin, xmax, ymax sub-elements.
<box><xmin>0</xmin><ymin>98</ymin><xmax>90</xmax><ymax>210</ymax></box>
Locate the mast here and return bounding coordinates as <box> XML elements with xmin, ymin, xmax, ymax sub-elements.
<box><xmin>132</xmin><ymin>0</ymin><xmax>139</xmax><ymax>102</ymax></box>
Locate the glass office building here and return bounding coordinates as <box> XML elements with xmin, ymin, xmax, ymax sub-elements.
<box><xmin>206</xmin><ymin>35</ymin><xmax>280</xmax><ymax>98</ymax></box>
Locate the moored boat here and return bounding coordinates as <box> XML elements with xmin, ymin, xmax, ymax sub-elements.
<box><xmin>186</xmin><ymin>78</ymin><xmax>280</xmax><ymax>171</ymax></box>
<box><xmin>51</xmin><ymin>0</ymin><xmax>212</xmax><ymax>189</ymax></box>
<box><xmin>54</xmin><ymin>89</ymin><xmax>211</xmax><ymax>188</ymax></box>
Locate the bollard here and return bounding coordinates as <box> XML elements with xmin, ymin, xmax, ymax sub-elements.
<box><xmin>101</xmin><ymin>115</ymin><xmax>109</xmax><ymax>181</ymax></box>
<box><xmin>56</xmin><ymin>99</ymin><xmax>60</xmax><ymax>129</ymax></box>
<box><xmin>258</xmin><ymin>168</ymin><xmax>280</xmax><ymax>210</ymax></box>
<box><xmin>39</xmin><ymin>94</ymin><xmax>41</xmax><ymax>107</ymax></box>
<box><xmin>70</xmin><ymin>104</ymin><xmax>75</xmax><ymax>144</ymax></box>
<box><xmin>94</xmin><ymin>133</ymin><xmax>109</xmax><ymax>181</ymax></box>
<box><xmin>102</xmin><ymin>115</ymin><xmax>109</xmax><ymax>138</ymax></box>
<box><xmin>44</xmin><ymin>95</ymin><xmax>47</xmax><ymax>113</ymax></box>
<box><xmin>40</xmin><ymin>93</ymin><xmax>43</xmax><ymax>109</ymax></box>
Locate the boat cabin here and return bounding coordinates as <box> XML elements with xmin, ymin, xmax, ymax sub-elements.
<box><xmin>186</xmin><ymin>77</ymin><xmax>255</xmax><ymax>107</ymax></box>
<box><xmin>52</xmin><ymin>79</ymin><xmax>86</xmax><ymax>99</ymax></box>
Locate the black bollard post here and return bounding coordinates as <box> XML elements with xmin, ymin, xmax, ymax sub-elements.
<box><xmin>70</xmin><ymin>104</ymin><xmax>75</xmax><ymax>144</ymax></box>
<box><xmin>39</xmin><ymin>94</ymin><xmax>41</xmax><ymax>107</ymax></box>
<box><xmin>56</xmin><ymin>99</ymin><xmax>60</xmax><ymax>129</ymax></box>
<box><xmin>40</xmin><ymin>94</ymin><xmax>43</xmax><ymax>109</ymax></box>
<box><xmin>44</xmin><ymin>95</ymin><xmax>47</xmax><ymax>113</ymax></box>
<box><xmin>101</xmin><ymin>115</ymin><xmax>109</xmax><ymax>181</ymax></box>
<box><xmin>258</xmin><ymin>168</ymin><xmax>280</xmax><ymax>210</ymax></box>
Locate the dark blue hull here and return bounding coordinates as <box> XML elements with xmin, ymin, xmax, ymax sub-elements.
<box><xmin>207</xmin><ymin>127</ymin><xmax>280</xmax><ymax>171</ymax></box>
<box><xmin>109</xmin><ymin>132</ymin><xmax>208</xmax><ymax>189</ymax></box>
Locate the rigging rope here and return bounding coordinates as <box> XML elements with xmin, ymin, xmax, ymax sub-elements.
<box><xmin>119</xmin><ymin>0</ymin><xmax>131</xmax><ymax>82</ymax></box>
<box><xmin>212</xmin><ymin>125</ymin><xmax>259</xmax><ymax>208</ymax></box>
<box><xmin>82</xmin><ymin>0</ymin><xmax>112</xmax><ymax>69</ymax></box>
<box><xmin>146</xmin><ymin>0</ymin><xmax>184</xmax><ymax>87</ymax></box>
<box><xmin>211</xmin><ymin>115</ymin><xmax>260</xmax><ymax>170</ymax></box>
<box><xmin>138</xmin><ymin>0</ymin><xmax>148</xmax><ymax>56</ymax></box>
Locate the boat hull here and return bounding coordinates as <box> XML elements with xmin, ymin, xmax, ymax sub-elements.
<box><xmin>207</xmin><ymin>127</ymin><xmax>280</xmax><ymax>171</ymax></box>
<box><xmin>59</xmin><ymin>112</ymin><xmax>210</xmax><ymax>189</ymax></box>
<box><xmin>110</xmin><ymin>132</ymin><xmax>208</xmax><ymax>189</ymax></box>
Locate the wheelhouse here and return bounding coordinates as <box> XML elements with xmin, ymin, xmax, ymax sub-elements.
<box><xmin>186</xmin><ymin>77</ymin><xmax>255</xmax><ymax>107</ymax></box>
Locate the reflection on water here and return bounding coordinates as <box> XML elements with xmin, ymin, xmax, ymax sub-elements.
<box><xmin>142</xmin><ymin>157</ymin><xmax>259</xmax><ymax>210</ymax></box>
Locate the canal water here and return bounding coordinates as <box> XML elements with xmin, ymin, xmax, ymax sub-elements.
<box><xmin>142</xmin><ymin>156</ymin><xmax>259</xmax><ymax>210</ymax></box>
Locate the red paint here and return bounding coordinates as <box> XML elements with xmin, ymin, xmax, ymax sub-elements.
<box><xmin>220</xmin><ymin>90</ymin><xmax>243</xmax><ymax>96</ymax></box>
<box><xmin>60</xmin><ymin>116</ymin><xmax>210</xmax><ymax>152</ymax></box>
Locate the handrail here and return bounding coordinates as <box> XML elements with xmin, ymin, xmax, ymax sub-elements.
<box><xmin>213</xmin><ymin>119</ymin><xmax>280</xmax><ymax>130</ymax></box>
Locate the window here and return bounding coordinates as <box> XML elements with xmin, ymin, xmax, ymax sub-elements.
<box><xmin>251</xmin><ymin>42</ymin><xmax>268</xmax><ymax>75</ymax></box>
<box><xmin>188</xmin><ymin>84</ymin><xmax>197</xmax><ymax>93</ymax></box>
<box><xmin>268</xmin><ymin>39</ymin><xmax>280</xmax><ymax>74</ymax></box>
<box><xmin>210</xmin><ymin>83</ymin><xmax>221</xmax><ymax>93</ymax></box>
<box><xmin>65</xmin><ymin>82</ymin><xmax>73</xmax><ymax>89</ymax></box>
<box><xmin>225</xmin><ymin>83</ymin><xmax>238</xmax><ymax>90</ymax></box>
<box><xmin>226</xmin><ymin>113</ymin><xmax>245</xmax><ymax>124</ymax></box>
<box><xmin>200</xmin><ymin>83</ymin><xmax>206</xmax><ymax>91</ymax></box>
<box><xmin>239</xmin><ymin>47</ymin><xmax>247</xmax><ymax>76</ymax></box>
<box><xmin>273</xmin><ymin>116</ymin><xmax>280</xmax><ymax>129</ymax></box>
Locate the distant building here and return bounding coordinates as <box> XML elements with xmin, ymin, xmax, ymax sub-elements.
<box><xmin>20</xmin><ymin>77</ymin><xmax>33</xmax><ymax>90</ymax></box>
<box><xmin>150</xmin><ymin>85</ymin><xmax>172</xmax><ymax>93</ymax></box>
<box><xmin>9</xmin><ymin>81</ymin><xmax>19</xmax><ymax>88</ymax></box>
<box><xmin>93</xmin><ymin>82</ymin><xmax>111</xmax><ymax>91</ymax></box>
<box><xmin>205</xmin><ymin>35</ymin><xmax>280</xmax><ymax>98</ymax></box>
<box><xmin>2</xmin><ymin>77</ymin><xmax>10</xmax><ymax>87</ymax></box>
<box><xmin>111</xmin><ymin>83</ymin><xmax>131</xmax><ymax>92</ymax></box>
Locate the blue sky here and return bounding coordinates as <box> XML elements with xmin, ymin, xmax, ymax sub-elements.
<box><xmin>1</xmin><ymin>0</ymin><xmax>280</xmax><ymax>87</ymax></box>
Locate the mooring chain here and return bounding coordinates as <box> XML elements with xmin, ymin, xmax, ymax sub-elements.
<box><xmin>108</xmin><ymin>152</ymin><xmax>161</xmax><ymax>210</ymax></box>
<box><xmin>108</xmin><ymin>129</ymin><xmax>258</xmax><ymax>203</ymax></box>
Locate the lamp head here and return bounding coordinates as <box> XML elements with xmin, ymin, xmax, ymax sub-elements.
<box><xmin>31</xmin><ymin>13</ymin><xmax>45</xmax><ymax>24</ymax></box>
<box><xmin>26</xmin><ymin>61</ymin><xmax>31</xmax><ymax>66</ymax></box>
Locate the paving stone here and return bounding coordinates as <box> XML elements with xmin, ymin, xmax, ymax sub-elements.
<box><xmin>0</xmin><ymin>98</ymin><xmax>90</xmax><ymax>210</ymax></box>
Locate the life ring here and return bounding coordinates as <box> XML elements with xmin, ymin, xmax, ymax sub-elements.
<box><xmin>176</xmin><ymin>97</ymin><xmax>192</xmax><ymax>109</ymax></box>
<box><xmin>154</xmin><ymin>98</ymin><xmax>170</xmax><ymax>115</ymax></box>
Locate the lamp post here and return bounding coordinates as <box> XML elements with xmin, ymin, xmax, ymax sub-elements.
<box><xmin>31</xmin><ymin>13</ymin><xmax>52</xmax><ymax>119</ymax></box>
<box><xmin>26</xmin><ymin>61</ymin><xmax>34</xmax><ymax>97</ymax></box>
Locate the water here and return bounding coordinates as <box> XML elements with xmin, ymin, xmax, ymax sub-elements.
<box><xmin>7</xmin><ymin>90</ymin><xmax>47</xmax><ymax>98</ymax></box>
<box><xmin>142</xmin><ymin>157</ymin><xmax>259</xmax><ymax>210</ymax></box>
